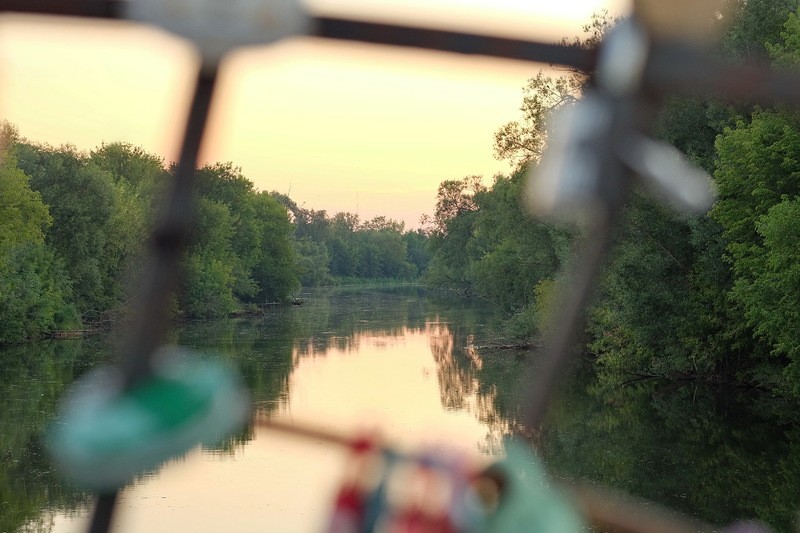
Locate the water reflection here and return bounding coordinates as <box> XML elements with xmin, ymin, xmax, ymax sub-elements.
<box><xmin>18</xmin><ymin>286</ymin><xmax>508</xmax><ymax>532</ymax></box>
<box><xmin>1</xmin><ymin>337</ymin><xmax>109</xmax><ymax>532</ymax></box>
<box><xmin>7</xmin><ymin>286</ymin><xmax>799</xmax><ymax>531</ymax></box>
<box><xmin>540</xmin><ymin>366</ymin><xmax>800</xmax><ymax>531</ymax></box>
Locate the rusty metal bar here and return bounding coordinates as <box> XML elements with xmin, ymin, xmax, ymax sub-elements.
<box><xmin>87</xmin><ymin>492</ymin><xmax>118</xmax><ymax>533</ymax></box>
<box><xmin>0</xmin><ymin>0</ymin><xmax>122</xmax><ymax>18</ymax></box>
<box><xmin>89</xmin><ymin>67</ymin><xmax>219</xmax><ymax>532</ymax></box>
<box><xmin>571</xmin><ymin>484</ymin><xmax>714</xmax><ymax>533</ymax></box>
<box><xmin>256</xmin><ymin>417</ymin><xmax>714</xmax><ymax>533</ymax></box>
<box><xmin>0</xmin><ymin>4</ymin><xmax>596</xmax><ymax>71</ymax></box>
<box><xmin>117</xmin><ymin>69</ymin><xmax>217</xmax><ymax>386</ymax></box>
<box><xmin>4</xmin><ymin>3</ymin><xmax>800</xmax><ymax>109</ymax></box>
<box><xmin>645</xmin><ymin>42</ymin><xmax>800</xmax><ymax>107</ymax></box>
<box><xmin>517</xmin><ymin>206</ymin><xmax>622</xmax><ymax>437</ymax></box>
<box><xmin>314</xmin><ymin>16</ymin><xmax>597</xmax><ymax>71</ymax></box>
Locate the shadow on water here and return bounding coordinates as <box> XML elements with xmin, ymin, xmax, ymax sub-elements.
<box><xmin>538</xmin><ymin>363</ymin><xmax>800</xmax><ymax>531</ymax></box>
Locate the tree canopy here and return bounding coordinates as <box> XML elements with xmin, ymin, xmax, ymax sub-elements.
<box><xmin>0</xmin><ymin>133</ymin><xmax>429</xmax><ymax>343</ymax></box>
<box><xmin>425</xmin><ymin>3</ymin><xmax>800</xmax><ymax>398</ymax></box>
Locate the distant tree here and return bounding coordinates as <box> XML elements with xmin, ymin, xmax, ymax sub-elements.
<box><xmin>723</xmin><ymin>0</ymin><xmax>799</xmax><ymax>61</ymax></box>
<box><xmin>248</xmin><ymin>191</ymin><xmax>299</xmax><ymax>302</ymax></box>
<box><xmin>190</xmin><ymin>164</ymin><xmax>299</xmax><ymax>306</ymax></box>
<box><xmin>90</xmin><ymin>142</ymin><xmax>169</xmax><ymax>202</ymax></box>
<box><xmin>0</xmin><ymin>140</ymin><xmax>50</xmax><ymax>252</ymax></box>
<box><xmin>294</xmin><ymin>237</ymin><xmax>331</xmax><ymax>286</ymax></box>
<box><xmin>361</xmin><ymin>215</ymin><xmax>404</xmax><ymax>233</ymax></box>
<box><xmin>767</xmin><ymin>7</ymin><xmax>800</xmax><ymax>67</ymax></box>
<box><xmin>425</xmin><ymin>176</ymin><xmax>487</xmax><ymax>292</ymax></box>
<box><xmin>468</xmin><ymin>172</ymin><xmax>569</xmax><ymax>313</ymax></box>
<box><xmin>431</xmin><ymin>176</ymin><xmax>485</xmax><ymax>236</ymax></box>
<box><xmin>403</xmin><ymin>230</ymin><xmax>431</xmax><ymax>276</ymax></box>
<box><xmin>493</xmin><ymin>73</ymin><xmax>581</xmax><ymax>169</ymax></box>
<box><xmin>182</xmin><ymin>197</ymin><xmax>238</xmax><ymax>318</ymax></box>
<box><xmin>327</xmin><ymin>212</ymin><xmax>359</xmax><ymax>277</ymax></box>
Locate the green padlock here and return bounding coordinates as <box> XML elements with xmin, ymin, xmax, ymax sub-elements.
<box><xmin>47</xmin><ymin>347</ymin><xmax>249</xmax><ymax>491</ymax></box>
<box><xmin>479</xmin><ymin>438</ymin><xmax>586</xmax><ymax>533</ymax></box>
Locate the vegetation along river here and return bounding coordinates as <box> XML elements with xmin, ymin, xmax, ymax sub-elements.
<box><xmin>4</xmin><ymin>286</ymin><xmax>799</xmax><ymax>532</ymax></box>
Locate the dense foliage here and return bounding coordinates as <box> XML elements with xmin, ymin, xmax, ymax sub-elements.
<box><xmin>273</xmin><ymin>194</ymin><xmax>427</xmax><ymax>286</ymax></box>
<box><xmin>0</xmin><ymin>133</ymin><xmax>429</xmax><ymax>344</ymax></box>
<box><xmin>424</xmin><ymin>172</ymin><xmax>571</xmax><ymax>339</ymax></box>
<box><xmin>425</xmin><ymin>2</ymin><xmax>800</xmax><ymax>397</ymax></box>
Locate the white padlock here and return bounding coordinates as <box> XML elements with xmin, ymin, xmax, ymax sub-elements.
<box><xmin>526</xmin><ymin>94</ymin><xmax>616</xmax><ymax>223</ymax></box>
<box><xmin>127</xmin><ymin>0</ymin><xmax>310</xmax><ymax>66</ymax></box>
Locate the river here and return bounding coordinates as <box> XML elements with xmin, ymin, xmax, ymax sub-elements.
<box><xmin>3</xmin><ymin>286</ymin><xmax>799</xmax><ymax>532</ymax></box>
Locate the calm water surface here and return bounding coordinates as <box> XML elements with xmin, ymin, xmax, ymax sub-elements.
<box><xmin>4</xmin><ymin>287</ymin><xmax>800</xmax><ymax>532</ymax></box>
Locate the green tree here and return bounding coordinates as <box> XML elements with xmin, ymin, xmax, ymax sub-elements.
<box><xmin>403</xmin><ymin>229</ymin><xmax>431</xmax><ymax>276</ymax></box>
<box><xmin>0</xmin><ymin>147</ymin><xmax>50</xmax><ymax>252</ymax></box>
<box><xmin>492</xmin><ymin>11</ymin><xmax>615</xmax><ymax>170</ymax></box>
<box><xmin>583</xmin><ymin>2</ymin><xmax>800</xmax><ymax>386</ymax></box>
<box><xmin>741</xmin><ymin>200</ymin><xmax>800</xmax><ymax>392</ymax></box>
<box><xmin>327</xmin><ymin>212</ymin><xmax>359</xmax><ymax>277</ymax></box>
<box><xmin>723</xmin><ymin>0</ymin><xmax>800</xmax><ymax>61</ymax></box>
<box><xmin>0</xmin><ymin>243</ymin><xmax>77</xmax><ymax>344</ymax></box>
<box><xmin>249</xmin><ymin>191</ymin><xmax>299</xmax><ymax>302</ymax></box>
<box><xmin>712</xmin><ymin>108</ymin><xmax>800</xmax><ymax>390</ymax></box>
<box><xmin>90</xmin><ymin>142</ymin><xmax>169</xmax><ymax>202</ymax></box>
<box><xmin>196</xmin><ymin>163</ymin><xmax>261</xmax><ymax>300</ymax></box>
<box><xmin>15</xmin><ymin>144</ymin><xmax>129</xmax><ymax>320</ymax></box>
<box><xmin>294</xmin><ymin>237</ymin><xmax>331</xmax><ymax>286</ymax></box>
<box><xmin>468</xmin><ymin>171</ymin><xmax>569</xmax><ymax>313</ymax></box>
<box><xmin>426</xmin><ymin>177</ymin><xmax>485</xmax><ymax>292</ymax></box>
<box><xmin>190</xmin><ymin>164</ymin><xmax>299</xmax><ymax>306</ymax></box>
<box><xmin>182</xmin><ymin>197</ymin><xmax>238</xmax><ymax>318</ymax></box>
<box><xmin>493</xmin><ymin>73</ymin><xmax>581</xmax><ymax>169</ymax></box>
<box><xmin>0</xmin><ymin>131</ymin><xmax>77</xmax><ymax>343</ymax></box>
<box><xmin>425</xmin><ymin>170</ymin><xmax>570</xmax><ymax>333</ymax></box>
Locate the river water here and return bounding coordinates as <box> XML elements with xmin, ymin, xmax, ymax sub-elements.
<box><xmin>4</xmin><ymin>286</ymin><xmax>799</xmax><ymax>532</ymax></box>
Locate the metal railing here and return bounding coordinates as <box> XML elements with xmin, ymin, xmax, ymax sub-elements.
<box><xmin>3</xmin><ymin>1</ymin><xmax>797</xmax><ymax>531</ymax></box>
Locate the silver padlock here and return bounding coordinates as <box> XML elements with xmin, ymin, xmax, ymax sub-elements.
<box><xmin>127</xmin><ymin>0</ymin><xmax>310</xmax><ymax>68</ymax></box>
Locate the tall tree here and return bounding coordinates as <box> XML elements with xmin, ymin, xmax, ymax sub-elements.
<box><xmin>249</xmin><ymin>191</ymin><xmax>299</xmax><ymax>302</ymax></box>
<box><xmin>0</xmin><ymin>127</ymin><xmax>77</xmax><ymax>342</ymax></box>
<box><xmin>15</xmin><ymin>144</ymin><xmax>123</xmax><ymax>320</ymax></box>
<box><xmin>493</xmin><ymin>11</ymin><xmax>616</xmax><ymax>170</ymax></box>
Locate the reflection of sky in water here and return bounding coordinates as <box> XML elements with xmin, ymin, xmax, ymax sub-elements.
<box><xmin>50</xmin><ymin>322</ymin><xmax>504</xmax><ymax>532</ymax></box>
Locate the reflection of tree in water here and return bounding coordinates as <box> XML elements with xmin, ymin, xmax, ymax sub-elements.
<box><xmin>12</xmin><ymin>286</ymin><xmax>800</xmax><ymax>531</ymax></box>
<box><xmin>1</xmin><ymin>317</ymin><xmax>302</xmax><ymax>531</ymax></box>
<box><xmin>425</xmin><ymin>318</ymin><xmax>800</xmax><ymax>531</ymax></box>
<box><xmin>178</xmin><ymin>313</ymin><xmax>301</xmax><ymax>452</ymax></box>
<box><xmin>540</xmin><ymin>365</ymin><xmax>800</xmax><ymax>532</ymax></box>
<box><xmin>284</xmin><ymin>286</ymin><xmax>516</xmax><ymax>454</ymax></box>
<box><xmin>429</xmin><ymin>318</ymin><xmax>468</xmax><ymax>410</ymax></box>
<box><xmin>0</xmin><ymin>338</ymin><xmax>108</xmax><ymax>532</ymax></box>
<box><xmin>427</xmin><ymin>319</ymin><xmax>514</xmax><ymax>455</ymax></box>
<box><xmin>291</xmin><ymin>287</ymin><xmax>428</xmax><ymax>357</ymax></box>
<box><xmin>3</xmin><ymin>287</ymin><xmax>514</xmax><ymax>530</ymax></box>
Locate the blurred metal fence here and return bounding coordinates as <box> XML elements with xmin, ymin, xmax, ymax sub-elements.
<box><xmin>2</xmin><ymin>1</ymin><xmax>798</xmax><ymax>531</ymax></box>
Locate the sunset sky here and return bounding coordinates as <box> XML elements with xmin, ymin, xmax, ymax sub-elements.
<box><xmin>0</xmin><ymin>0</ymin><xmax>629</xmax><ymax>229</ymax></box>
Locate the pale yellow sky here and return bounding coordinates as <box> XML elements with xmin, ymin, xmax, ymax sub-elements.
<box><xmin>0</xmin><ymin>0</ymin><xmax>629</xmax><ymax>229</ymax></box>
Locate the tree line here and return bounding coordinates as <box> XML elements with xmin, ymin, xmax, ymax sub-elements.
<box><xmin>0</xmin><ymin>130</ymin><xmax>430</xmax><ymax>344</ymax></box>
<box><xmin>424</xmin><ymin>1</ymin><xmax>800</xmax><ymax>398</ymax></box>
<box><xmin>271</xmin><ymin>196</ymin><xmax>430</xmax><ymax>286</ymax></box>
